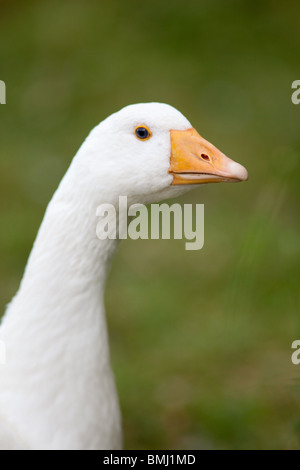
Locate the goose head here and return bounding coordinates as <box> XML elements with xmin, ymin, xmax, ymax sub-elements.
<box><xmin>78</xmin><ymin>102</ymin><xmax>248</xmax><ymax>205</ymax></box>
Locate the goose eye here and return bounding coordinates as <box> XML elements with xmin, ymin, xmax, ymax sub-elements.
<box><xmin>135</xmin><ymin>126</ymin><xmax>151</xmax><ymax>140</ymax></box>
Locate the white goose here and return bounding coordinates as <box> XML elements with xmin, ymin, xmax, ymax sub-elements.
<box><xmin>0</xmin><ymin>103</ymin><xmax>248</xmax><ymax>450</ymax></box>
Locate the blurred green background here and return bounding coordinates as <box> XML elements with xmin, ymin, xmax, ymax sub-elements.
<box><xmin>0</xmin><ymin>0</ymin><xmax>300</xmax><ymax>449</ymax></box>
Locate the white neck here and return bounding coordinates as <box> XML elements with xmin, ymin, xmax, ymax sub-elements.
<box><xmin>0</xmin><ymin>162</ymin><xmax>123</xmax><ymax>450</ymax></box>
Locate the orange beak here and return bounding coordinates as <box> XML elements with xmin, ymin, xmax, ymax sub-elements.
<box><xmin>169</xmin><ymin>128</ymin><xmax>248</xmax><ymax>185</ymax></box>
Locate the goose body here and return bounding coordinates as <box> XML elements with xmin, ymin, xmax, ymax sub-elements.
<box><xmin>0</xmin><ymin>103</ymin><xmax>247</xmax><ymax>450</ymax></box>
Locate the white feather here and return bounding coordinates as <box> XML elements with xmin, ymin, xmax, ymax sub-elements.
<box><xmin>0</xmin><ymin>103</ymin><xmax>192</xmax><ymax>450</ymax></box>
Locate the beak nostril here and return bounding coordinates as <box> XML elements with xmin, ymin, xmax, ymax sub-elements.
<box><xmin>201</xmin><ymin>153</ymin><xmax>210</xmax><ymax>161</ymax></box>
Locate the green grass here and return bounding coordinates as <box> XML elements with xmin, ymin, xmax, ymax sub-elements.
<box><xmin>0</xmin><ymin>0</ymin><xmax>300</xmax><ymax>449</ymax></box>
